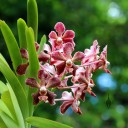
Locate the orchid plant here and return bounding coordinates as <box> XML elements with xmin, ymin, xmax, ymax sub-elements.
<box><xmin>0</xmin><ymin>0</ymin><xmax>111</xmax><ymax>128</ymax></box>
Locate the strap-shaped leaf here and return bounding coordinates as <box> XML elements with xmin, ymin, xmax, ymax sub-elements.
<box><xmin>37</xmin><ymin>35</ymin><xmax>46</xmax><ymax>54</ymax></box>
<box><xmin>1</xmin><ymin>91</ymin><xmax>17</xmax><ymax>122</ymax></box>
<box><xmin>0</xmin><ymin>81</ymin><xmax>8</xmax><ymax>94</ymax></box>
<box><xmin>7</xmin><ymin>84</ymin><xmax>25</xmax><ymax>128</ymax></box>
<box><xmin>17</xmin><ymin>18</ymin><xmax>27</xmax><ymax>49</ymax></box>
<box><xmin>26</xmin><ymin>27</ymin><xmax>39</xmax><ymax>78</ymax></box>
<box><xmin>26</xmin><ymin>116</ymin><xmax>73</xmax><ymax>128</ymax></box>
<box><xmin>27</xmin><ymin>0</ymin><xmax>38</xmax><ymax>41</ymax></box>
<box><xmin>0</xmin><ymin>57</ymin><xmax>29</xmax><ymax>121</ymax></box>
<box><xmin>26</xmin><ymin>27</ymin><xmax>39</xmax><ymax>116</ymax></box>
<box><xmin>0</xmin><ymin>20</ymin><xmax>22</xmax><ymax>71</ymax></box>
<box><xmin>0</xmin><ymin>112</ymin><xmax>18</xmax><ymax>128</ymax></box>
<box><xmin>0</xmin><ymin>99</ymin><xmax>14</xmax><ymax>120</ymax></box>
<box><xmin>0</xmin><ymin>117</ymin><xmax>7</xmax><ymax>128</ymax></box>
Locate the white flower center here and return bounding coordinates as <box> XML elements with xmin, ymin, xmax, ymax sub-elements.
<box><xmin>40</xmin><ymin>86</ymin><xmax>47</xmax><ymax>91</ymax></box>
<box><xmin>66</xmin><ymin>59</ymin><xmax>73</xmax><ymax>67</ymax></box>
<box><xmin>57</xmin><ymin>37</ymin><xmax>62</xmax><ymax>44</ymax></box>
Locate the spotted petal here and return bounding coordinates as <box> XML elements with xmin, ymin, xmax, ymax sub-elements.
<box><xmin>63</xmin><ymin>43</ymin><xmax>74</xmax><ymax>59</ymax></box>
<box><xmin>46</xmin><ymin>77</ymin><xmax>61</xmax><ymax>88</ymax></box>
<box><xmin>63</xmin><ymin>30</ymin><xmax>75</xmax><ymax>39</ymax></box>
<box><xmin>72</xmin><ymin>52</ymin><xmax>84</xmax><ymax>62</ymax></box>
<box><xmin>54</xmin><ymin>22</ymin><xmax>65</xmax><ymax>36</ymax></box>
<box><xmin>49</xmin><ymin>31</ymin><xmax>57</xmax><ymax>39</ymax></box>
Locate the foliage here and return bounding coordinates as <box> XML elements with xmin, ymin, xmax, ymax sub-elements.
<box><xmin>0</xmin><ymin>0</ymin><xmax>72</xmax><ymax>128</ymax></box>
<box><xmin>0</xmin><ymin>0</ymin><xmax>128</xmax><ymax>128</ymax></box>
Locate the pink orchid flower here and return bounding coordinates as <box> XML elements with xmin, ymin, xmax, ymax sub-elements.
<box><xmin>51</xmin><ymin>42</ymin><xmax>84</xmax><ymax>75</ymax></box>
<box><xmin>58</xmin><ymin>91</ymin><xmax>82</xmax><ymax>114</ymax></box>
<box><xmin>49</xmin><ymin>22</ymin><xmax>75</xmax><ymax>51</ymax></box>
<box><xmin>26</xmin><ymin>69</ymin><xmax>61</xmax><ymax>105</ymax></box>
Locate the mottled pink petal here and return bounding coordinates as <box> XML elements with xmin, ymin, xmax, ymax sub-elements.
<box><xmin>60</xmin><ymin>101</ymin><xmax>72</xmax><ymax>114</ymax></box>
<box><xmin>32</xmin><ymin>91</ymin><xmax>40</xmax><ymax>105</ymax></box>
<box><xmin>62</xmin><ymin>38</ymin><xmax>75</xmax><ymax>46</ymax></box>
<box><xmin>72</xmin><ymin>99</ymin><xmax>82</xmax><ymax>114</ymax></box>
<box><xmin>46</xmin><ymin>77</ymin><xmax>61</xmax><ymax>88</ymax></box>
<box><xmin>61</xmin><ymin>91</ymin><xmax>74</xmax><ymax>100</ymax></box>
<box><xmin>43</xmin><ymin>63</ymin><xmax>56</xmax><ymax>75</ymax></box>
<box><xmin>55</xmin><ymin>61</ymin><xmax>66</xmax><ymax>75</ymax></box>
<box><xmin>90</xmin><ymin>40</ymin><xmax>99</xmax><ymax>54</ymax></box>
<box><xmin>20</xmin><ymin>48</ymin><xmax>28</xmax><ymax>59</ymax></box>
<box><xmin>49</xmin><ymin>31</ymin><xmax>57</xmax><ymax>39</ymax></box>
<box><xmin>51</xmin><ymin>51</ymin><xmax>66</xmax><ymax>61</ymax></box>
<box><xmin>54</xmin><ymin>22</ymin><xmax>65</xmax><ymax>36</ymax></box>
<box><xmin>63</xmin><ymin>43</ymin><xmax>74</xmax><ymax>59</ymax></box>
<box><xmin>43</xmin><ymin>44</ymin><xmax>51</xmax><ymax>54</ymax></box>
<box><xmin>62</xmin><ymin>30</ymin><xmax>75</xmax><ymax>39</ymax></box>
<box><xmin>38</xmin><ymin>69</ymin><xmax>50</xmax><ymax>82</ymax></box>
<box><xmin>72</xmin><ymin>52</ymin><xmax>84</xmax><ymax>62</ymax></box>
<box><xmin>75</xmin><ymin>67</ymin><xmax>88</xmax><ymax>84</ymax></box>
<box><xmin>38</xmin><ymin>51</ymin><xmax>50</xmax><ymax>62</ymax></box>
<box><xmin>16</xmin><ymin>63</ymin><xmax>29</xmax><ymax>75</ymax></box>
<box><xmin>26</xmin><ymin>78</ymin><xmax>39</xmax><ymax>88</ymax></box>
<box><xmin>80</xmin><ymin>92</ymin><xmax>86</xmax><ymax>101</ymax></box>
<box><xmin>59</xmin><ymin>78</ymin><xmax>68</xmax><ymax>88</ymax></box>
<box><xmin>47</xmin><ymin>90</ymin><xmax>56</xmax><ymax>105</ymax></box>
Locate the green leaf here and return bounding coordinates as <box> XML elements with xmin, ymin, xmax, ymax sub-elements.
<box><xmin>0</xmin><ymin>20</ymin><xmax>22</xmax><ymax>71</ymax></box>
<box><xmin>26</xmin><ymin>27</ymin><xmax>39</xmax><ymax>116</ymax></box>
<box><xmin>26</xmin><ymin>27</ymin><xmax>39</xmax><ymax>78</ymax></box>
<box><xmin>1</xmin><ymin>91</ymin><xmax>17</xmax><ymax>122</ymax></box>
<box><xmin>26</xmin><ymin>116</ymin><xmax>73</xmax><ymax>128</ymax></box>
<box><xmin>7</xmin><ymin>84</ymin><xmax>25</xmax><ymax>128</ymax></box>
<box><xmin>27</xmin><ymin>0</ymin><xmax>38</xmax><ymax>41</ymax></box>
<box><xmin>0</xmin><ymin>117</ymin><xmax>7</xmax><ymax>128</ymax></box>
<box><xmin>0</xmin><ymin>99</ymin><xmax>13</xmax><ymax>119</ymax></box>
<box><xmin>38</xmin><ymin>35</ymin><xmax>46</xmax><ymax>54</ymax></box>
<box><xmin>0</xmin><ymin>57</ymin><xmax>29</xmax><ymax>121</ymax></box>
<box><xmin>0</xmin><ymin>81</ymin><xmax>8</xmax><ymax>94</ymax></box>
<box><xmin>0</xmin><ymin>112</ymin><xmax>18</xmax><ymax>128</ymax></box>
<box><xmin>17</xmin><ymin>18</ymin><xmax>27</xmax><ymax>49</ymax></box>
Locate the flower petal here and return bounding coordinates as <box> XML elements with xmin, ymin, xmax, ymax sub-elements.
<box><xmin>72</xmin><ymin>52</ymin><xmax>84</xmax><ymax>62</ymax></box>
<box><xmin>20</xmin><ymin>48</ymin><xmax>28</xmax><ymax>59</ymax></box>
<box><xmin>38</xmin><ymin>51</ymin><xmax>50</xmax><ymax>62</ymax></box>
<box><xmin>72</xmin><ymin>99</ymin><xmax>82</xmax><ymax>114</ymax></box>
<box><xmin>32</xmin><ymin>91</ymin><xmax>40</xmax><ymax>105</ymax></box>
<box><xmin>16</xmin><ymin>63</ymin><xmax>29</xmax><ymax>75</ymax></box>
<box><xmin>43</xmin><ymin>44</ymin><xmax>51</xmax><ymax>54</ymax></box>
<box><xmin>63</xmin><ymin>43</ymin><xmax>74</xmax><ymax>59</ymax></box>
<box><xmin>63</xmin><ymin>30</ymin><xmax>75</xmax><ymax>39</ymax></box>
<box><xmin>46</xmin><ymin>77</ymin><xmax>61</xmax><ymax>88</ymax></box>
<box><xmin>51</xmin><ymin>51</ymin><xmax>66</xmax><ymax>61</ymax></box>
<box><xmin>38</xmin><ymin>69</ymin><xmax>50</xmax><ymax>84</ymax></box>
<box><xmin>55</xmin><ymin>61</ymin><xmax>66</xmax><ymax>75</ymax></box>
<box><xmin>61</xmin><ymin>91</ymin><xmax>74</xmax><ymax>100</ymax></box>
<box><xmin>54</xmin><ymin>22</ymin><xmax>65</xmax><ymax>36</ymax></box>
<box><xmin>60</xmin><ymin>101</ymin><xmax>72</xmax><ymax>114</ymax></box>
<box><xmin>26</xmin><ymin>78</ymin><xmax>39</xmax><ymax>88</ymax></box>
<box><xmin>47</xmin><ymin>90</ymin><xmax>56</xmax><ymax>105</ymax></box>
<box><xmin>49</xmin><ymin>31</ymin><xmax>57</xmax><ymax>39</ymax></box>
<box><xmin>43</xmin><ymin>63</ymin><xmax>56</xmax><ymax>75</ymax></box>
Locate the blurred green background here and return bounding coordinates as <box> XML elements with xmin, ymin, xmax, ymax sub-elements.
<box><xmin>0</xmin><ymin>0</ymin><xmax>128</xmax><ymax>128</ymax></box>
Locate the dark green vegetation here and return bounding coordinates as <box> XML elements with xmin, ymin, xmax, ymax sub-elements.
<box><xmin>0</xmin><ymin>0</ymin><xmax>128</xmax><ymax>127</ymax></box>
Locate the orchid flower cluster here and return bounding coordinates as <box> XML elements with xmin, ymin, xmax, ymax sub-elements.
<box><xmin>17</xmin><ymin>22</ymin><xmax>111</xmax><ymax>114</ymax></box>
